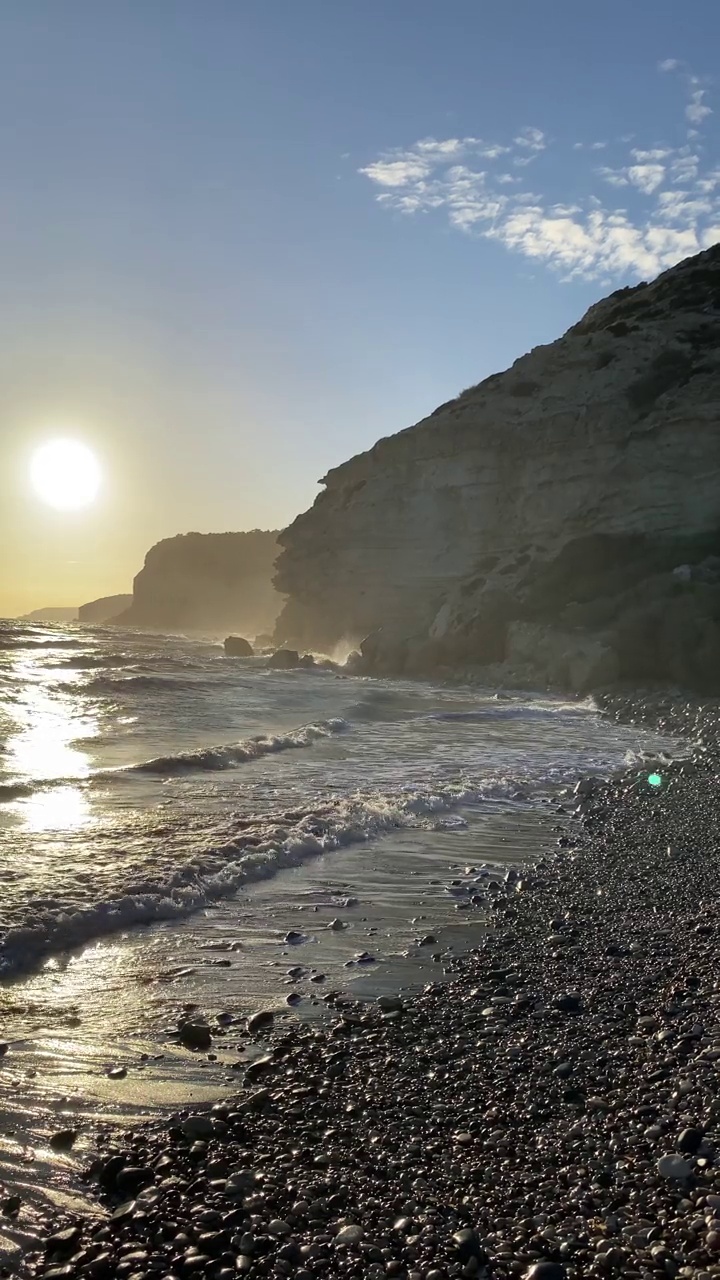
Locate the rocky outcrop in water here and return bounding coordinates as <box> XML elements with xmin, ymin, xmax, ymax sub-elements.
<box><xmin>116</xmin><ymin>531</ymin><xmax>281</xmax><ymax>634</ymax></box>
<box><xmin>275</xmin><ymin>245</ymin><xmax>720</xmax><ymax>693</ymax></box>
<box><xmin>78</xmin><ymin>594</ymin><xmax>133</xmax><ymax>624</ymax></box>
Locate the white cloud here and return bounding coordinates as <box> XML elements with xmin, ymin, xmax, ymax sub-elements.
<box><xmin>598</xmin><ymin>166</ymin><xmax>629</xmax><ymax>187</ymax></box>
<box><xmin>514</xmin><ymin>127</ymin><xmax>546</xmax><ymax>151</ymax></box>
<box><xmin>358</xmin><ymin>155</ymin><xmax>432</xmax><ymax>187</ymax></box>
<box><xmin>687</xmin><ymin>88</ymin><xmax>712</xmax><ymax>125</ymax></box>
<box><xmin>359</xmin><ymin>67</ymin><xmax>720</xmax><ymax>283</ymax></box>
<box><xmin>627</xmin><ymin>163</ymin><xmax>666</xmax><ymax>194</ymax></box>
<box><xmin>659</xmin><ymin>58</ymin><xmax>681</xmax><ymax>72</ymax></box>
<box><xmin>631</xmin><ymin>147</ymin><xmax>671</xmax><ymax>161</ymax></box>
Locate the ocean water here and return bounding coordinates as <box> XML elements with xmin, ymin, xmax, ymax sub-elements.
<box><xmin>0</xmin><ymin>618</ymin><xmax>678</xmax><ymax>978</ymax></box>
<box><xmin>0</xmin><ymin>617</ymin><xmax>687</xmax><ymax>1266</ymax></box>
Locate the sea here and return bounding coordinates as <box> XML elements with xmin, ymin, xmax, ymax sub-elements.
<box><xmin>0</xmin><ymin>618</ymin><xmax>681</xmax><ymax>1261</ymax></box>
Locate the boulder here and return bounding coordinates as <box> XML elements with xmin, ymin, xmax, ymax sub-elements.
<box><xmin>298</xmin><ymin>653</ymin><xmax>316</xmax><ymax>668</ymax></box>
<box><xmin>224</xmin><ymin>635</ymin><xmax>253</xmax><ymax>657</ymax></box>
<box><xmin>267</xmin><ymin>649</ymin><xmax>300</xmax><ymax>670</ymax></box>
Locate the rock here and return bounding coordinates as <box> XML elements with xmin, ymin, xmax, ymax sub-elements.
<box><xmin>224</xmin><ymin>635</ymin><xmax>253</xmax><ymax>657</ymax></box>
<box><xmin>298</xmin><ymin>653</ymin><xmax>315</xmax><ymax>668</ymax></box>
<box><xmin>356</xmin><ymin>951</ymin><xmax>375</xmax><ymax>964</ymax></box>
<box><xmin>2</xmin><ymin>1195</ymin><xmax>21</xmax><ymax>1217</ymax></box>
<box><xmin>181</xmin><ymin>1115</ymin><xmax>215</xmax><ymax>1140</ymax></box>
<box><xmin>552</xmin><ymin>993</ymin><xmax>583</xmax><ymax>1013</ymax></box>
<box><xmin>0</xmin><ymin>1042</ymin><xmax>8</xmax><ymax>1057</ymax></box>
<box><xmin>267</xmin><ymin>1219</ymin><xmax>292</xmax><ymax>1237</ymax></box>
<box><xmin>419</xmin><ymin>935</ymin><xmax>437</xmax><ymax>946</ymax></box>
<box><xmin>267</xmin><ymin>649</ymin><xmax>300</xmax><ymax>670</ymax></box>
<box><xmin>247</xmin><ymin>1010</ymin><xmax>275</xmax><ymax>1034</ymax></box>
<box><xmin>377</xmin><ymin>995</ymin><xmax>404</xmax><ymax>1012</ymax></box>
<box><xmin>115</xmin><ymin>1166</ymin><xmax>153</xmax><ymax>1195</ymax></box>
<box><xmin>111</xmin><ymin>1199</ymin><xmax>137</xmax><ymax>1222</ymax></box>
<box><xmin>676</xmin><ymin>1126</ymin><xmax>704</xmax><ymax>1154</ymax></box>
<box><xmin>335</xmin><ymin>1224</ymin><xmax>364</xmax><ymax>1245</ymax></box>
<box><xmin>49</xmin><ymin>1129</ymin><xmax>77</xmax><ymax>1151</ymax></box>
<box><xmin>327</xmin><ymin>918</ymin><xmax>347</xmax><ymax>930</ymax></box>
<box><xmin>657</xmin><ymin>1154</ymin><xmax>693</xmax><ymax>1178</ymax></box>
<box><xmin>524</xmin><ymin>1266</ymin><xmax>566</xmax><ymax>1280</ymax></box>
<box><xmin>106</xmin><ymin>1065</ymin><xmax>127</xmax><ymax>1079</ymax></box>
<box><xmin>284</xmin><ymin>931</ymin><xmax>306</xmax><ymax>945</ymax></box>
<box><xmin>46</xmin><ymin>1227</ymin><xmax>81</xmax><ymax>1254</ymax></box>
<box><xmin>178</xmin><ymin>1020</ymin><xmax>212</xmax><ymax>1051</ymax></box>
<box><xmin>453</xmin><ymin>1229</ymin><xmax>488</xmax><ymax>1263</ymax></box>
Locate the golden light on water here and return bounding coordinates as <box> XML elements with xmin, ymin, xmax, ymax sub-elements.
<box><xmin>7</xmin><ymin>679</ymin><xmax>97</xmax><ymax>831</ymax></box>
<box><xmin>30</xmin><ymin>438</ymin><xmax>102</xmax><ymax>511</ymax></box>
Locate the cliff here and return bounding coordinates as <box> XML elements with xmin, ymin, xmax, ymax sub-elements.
<box><xmin>78</xmin><ymin>594</ymin><xmax>133</xmax><ymax>624</ymax></box>
<box><xmin>275</xmin><ymin>244</ymin><xmax>720</xmax><ymax>693</ymax></box>
<box><xmin>20</xmin><ymin>607</ymin><xmax>77</xmax><ymax>622</ymax></box>
<box><xmin>117</xmin><ymin>531</ymin><xmax>281</xmax><ymax>635</ymax></box>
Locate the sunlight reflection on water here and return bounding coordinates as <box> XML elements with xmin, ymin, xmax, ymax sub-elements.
<box><xmin>5</xmin><ymin>670</ymin><xmax>98</xmax><ymax>830</ymax></box>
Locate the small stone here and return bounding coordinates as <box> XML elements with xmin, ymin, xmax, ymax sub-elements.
<box><xmin>46</xmin><ymin>1226</ymin><xmax>81</xmax><ymax>1254</ymax></box>
<box><xmin>552</xmin><ymin>993</ymin><xmax>582</xmax><ymax>1013</ymax></box>
<box><xmin>247</xmin><ymin>1010</ymin><xmax>274</xmax><ymax>1034</ymax></box>
<box><xmin>657</xmin><ymin>1154</ymin><xmax>692</xmax><ymax>1178</ymax></box>
<box><xmin>524</xmin><ymin>1266</ymin><xmax>566</xmax><ymax>1280</ymax></box>
<box><xmin>49</xmin><ymin>1129</ymin><xmax>77</xmax><ymax>1151</ymax></box>
<box><xmin>2</xmin><ymin>1194</ymin><xmax>21</xmax><ymax>1217</ymax></box>
<box><xmin>336</xmin><ymin>1224</ymin><xmax>365</xmax><ymax>1245</ymax></box>
<box><xmin>111</xmin><ymin>1199</ymin><xmax>136</xmax><ymax>1222</ymax></box>
<box><xmin>0</xmin><ymin>1042</ymin><xmax>8</xmax><ymax>1057</ymax></box>
<box><xmin>676</xmin><ymin>1127</ymin><xmax>703</xmax><ymax>1154</ymax></box>
<box><xmin>267</xmin><ymin>1219</ymin><xmax>292</xmax><ymax>1237</ymax></box>
<box><xmin>377</xmin><ymin>995</ymin><xmax>404</xmax><ymax>1012</ymax></box>
<box><xmin>453</xmin><ymin>1228</ymin><xmax>488</xmax><ymax>1262</ymax></box>
<box><xmin>356</xmin><ymin>952</ymin><xmax>375</xmax><ymax>964</ymax></box>
<box><xmin>106</xmin><ymin>1065</ymin><xmax>127</xmax><ymax>1079</ymax></box>
<box><xmin>178</xmin><ymin>1021</ymin><xmax>212</xmax><ymax>1051</ymax></box>
<box><xmin>284</xmin><ymin>931</ymin><xmax>306</xmax><ymax>944</ymax></box>
<box><xmin>181</xmin><ymin>1114</ymin><xmax>215</xmax><ymax>1140</ymax></box>
<box><xmin>419</xmin><ymin>935</ymin><xmax>437</xmax><ymax>946</ymax></box>
<box><xmin>328</xmin><ymin>918</ymin><xmax>347</xmax><ymax>930</ymax></box>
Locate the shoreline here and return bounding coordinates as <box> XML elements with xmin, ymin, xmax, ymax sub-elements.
<box><xmin>20</xmin><ymin>704</ymin><xmax>720</xmax><ymax>1280</ymax></box>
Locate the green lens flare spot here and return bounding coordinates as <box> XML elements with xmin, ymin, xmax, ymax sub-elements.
<box><xmin>648</xmin><ymin>772</ymin><xmax>662</xmax><ymax>788</ymax></box>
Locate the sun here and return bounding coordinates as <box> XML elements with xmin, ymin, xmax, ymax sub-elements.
<box><xmin>30</xmin><ymin>439</ymin><xmax>102</xmax><ymax>511</ymax></box>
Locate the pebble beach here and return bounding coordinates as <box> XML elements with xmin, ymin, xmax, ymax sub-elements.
<box><xmin>16</xmin><ymin>696</ymin><xmax>720</xmax><ymax>1280</ymax></box>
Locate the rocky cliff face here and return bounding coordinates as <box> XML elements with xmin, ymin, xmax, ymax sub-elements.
<box><xmin>118</xmin><ymin>531</ymin><xmax>281</xmax><ymax>634</ymax></box>
<box><xmin>78</xmin><ymin>594</ymin><xmax>133</xmax><ymax>624</ymax></box>
<box><xmin>275</xmin><ymin>245</ymin><xmax>720</xmax><ymax>692</ymax></box>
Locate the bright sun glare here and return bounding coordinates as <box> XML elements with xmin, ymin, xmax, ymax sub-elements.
<box><xmin>30</xmin><ymin>438</ymin><xmax>102</xmax><ymax>511</ymax></box>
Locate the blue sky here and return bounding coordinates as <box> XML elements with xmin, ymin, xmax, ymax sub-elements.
<box><xmin>1</xmin><ymin>0</ymin><xmax>718</xmax><ymax>611</ymax></box>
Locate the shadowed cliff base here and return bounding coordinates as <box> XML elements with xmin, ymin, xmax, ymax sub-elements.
<box><xmin>273</xmin><ymin>244</ymin><xmax>720</xmax><ymax>695</ymax></box>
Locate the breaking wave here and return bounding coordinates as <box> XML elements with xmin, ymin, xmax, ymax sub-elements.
<box><xmin>0</xmin><ymin>770</ymin><xmax>529</xmax><ymax>973</ymax></box>
<box><xmin>129</xmin><ymin>718</ymin><xmax>349</xmax><ymax>774</ymax></box>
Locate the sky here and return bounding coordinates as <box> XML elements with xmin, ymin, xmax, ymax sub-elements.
<box><xmin>1</xmin><ymin>0</ymin><xmax>719</xmax><ymax>614</ymax></box>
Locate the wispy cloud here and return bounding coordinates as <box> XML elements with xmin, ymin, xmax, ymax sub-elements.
<box><xmin>687</xmin><ymin>87</ymin><xmax>712</xmax><ymax>125</ymax></box>
<box><xmin>358</xmin><ymin>64</ymin><xmax>718</xmax><ymax>282</ymax></box>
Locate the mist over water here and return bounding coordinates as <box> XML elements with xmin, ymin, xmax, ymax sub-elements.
<box><xmin>0</xmin><ymin>619</ymin><xmax>676</xmax><ymax>975</ymax></box>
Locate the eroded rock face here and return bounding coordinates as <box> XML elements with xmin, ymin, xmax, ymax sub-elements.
<box><xmin>116</xmin><ymin>531</ymin><xmax>281</xmax><ymax>634</ymax></box>
<box><xmin>275</xmin><ymin>246</ymin><xmax>720</xmax><ymax>691</ymax></box>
